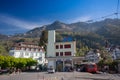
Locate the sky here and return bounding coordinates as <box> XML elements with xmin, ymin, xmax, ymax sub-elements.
<box><xmin>0</xmin><ymin>0</ymin><xmax>119</xmax><ymax>35</ymax></box>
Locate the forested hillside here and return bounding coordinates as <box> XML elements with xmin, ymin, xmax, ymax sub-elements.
<box><xmin>24</xmin><ymin>18</ymin><xmax>120</xmax><ymax>45</ymax></box>
<box><xmin>0</xmin><ymin>18</ymin><xmax>120</xmax><ymax>55</ymax></box>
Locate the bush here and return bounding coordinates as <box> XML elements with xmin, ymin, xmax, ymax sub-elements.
<box><xmin>0</xmin><ymin>55</ymin><xmax>37</xmax><ymax>69</ymax></box>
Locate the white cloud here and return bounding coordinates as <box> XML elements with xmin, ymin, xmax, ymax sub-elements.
<box><xmin>68</xmin><ymin>16</ymin><xmax>92</xmax><ymax>23</ymax></box>
<box><xmin>0</xmin><ymin>15</ymin><xmax>46</xmax><ymax>29</ymax></box>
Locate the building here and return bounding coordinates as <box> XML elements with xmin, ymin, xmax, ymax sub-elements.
<box><xmin>111</xmin><ymin>47</ymin><xmax>120</xmax><ymax>60</ymax></box>
<box><xmin>47</xmin><ymin>30</ymin><xmax>84</xmax><ymax>72</ymax></box>
<box><xmin>9</xmin><ymin>42</ymin><xmax>47</xmax><ymax>65</ymax></box>
<box><xmin>105</xmin><ymin>45</ymin><xmax>120</xmax><ymax>60</ymax></box>
<box><xmin>85</xmin><ymin>50</ymin><xmax>101</xmax><ymax>63</ymax></box>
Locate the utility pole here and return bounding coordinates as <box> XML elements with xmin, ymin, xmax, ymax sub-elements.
<box><xmin>116</xmin><ymin>0</ymin><xmax>119</xmax><ymax>19</ymax></box>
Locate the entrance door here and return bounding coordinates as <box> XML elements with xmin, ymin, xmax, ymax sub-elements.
<box><xmin>56</xmin><ymin>60</ymin><xmax>63</xmax><ymax>72</ymax></box>
<box><xmin>64</xmin><ymin>59</ymin><xmax>73</xmax><ymax>72</ymax></box>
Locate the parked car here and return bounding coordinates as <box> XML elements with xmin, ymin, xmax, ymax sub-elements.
<box><xmin>47</xmin><ymin>66</ymin><xmax>55</xmax><ymax>73</ymax></box>
<box><xmin>0</xmin><ymin>69</ymin><xmax>9</xmax><ymax>74</ymax></box>
<box><xmin>0</xmin><ymin>70</ymin><xmax>2</xmax><ymax>74</ymax></box>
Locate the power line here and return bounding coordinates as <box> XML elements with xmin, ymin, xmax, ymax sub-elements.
<box><xmin>116</xmin><ymin>0</ymin><xmax>119</xmax><ymax>19</ymax></box>
<box><xmin>85</xmin><ymin>13</ymin><xmax>115</xmax><ymax>23</ymax></box>
<box><xmin>85</xmin><ymin>13</ymin><xmax>117</xmax><ymax>23</ymax></box>
<box><xmin>85</xmin><ymin>0</ymin><xmax>120</xmax><ymax>23</ymax></box>
<box><xmin>101</xmin><ymin>13</ymin><xmax>116</xmax><ymax>19</ymax></box>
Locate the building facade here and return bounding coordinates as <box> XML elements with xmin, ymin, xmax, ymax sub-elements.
<box><xmin>85</xmin><ymin>50</ymin><xmax>101</xmax><ymax>63</ymax></box>
<box><xmin>105</xmin><ymin>46</ymin><xmax>120</xmax><ymax>60</ymax></box>
<box><xmin>111</xmin><ymin>47</ymin><xmax>120</xmax><ymax>60</ymax></box>
<box><xmin>47</xmin><ymin>30</ymin><xmax>80</xmax><ymax>72</ymax></box>
<box><xmin>9</xmin><ymin>42</ymin><xmax>46</xmax><ymax>65</ymax></box>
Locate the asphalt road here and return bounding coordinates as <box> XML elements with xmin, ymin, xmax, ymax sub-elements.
<box><xmin>0</xmin><ymin>71</ymin><xmax>120</xmax><ymax>80</ymax></box>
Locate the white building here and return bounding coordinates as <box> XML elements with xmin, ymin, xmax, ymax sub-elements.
<box><xmin>111</xmin><ymin>47</ymin><xmax>120</xmax><ymax>60</ymax></box>
<box><xmin>85</xmin><ymin>50</ymin><xmax>101</xmax><ymax>63</ymax></box>
<box><xmin>9</xmin><ymin>42</ymin><xmax>47</xmax><ymax>65</ymax></box>
<box><xmin>105</xmin><ymin>46</ymin><xmax>120</xmax><ymax>60</ymax></box>
<box><xmin>47</xmin><ymin>30</ymin><xmax>78</xmax><ymax>71</ymax></box>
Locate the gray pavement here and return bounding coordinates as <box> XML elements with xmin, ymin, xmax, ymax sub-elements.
<box><xmin>0</xmin><ymin>71</ymin><xmax>120</xmax><ymax>80</ymax></box>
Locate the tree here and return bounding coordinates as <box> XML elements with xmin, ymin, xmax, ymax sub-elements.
<box><xmin>0</xmin><ymin>55</ymin><xmax>4</xmax><ymax>68</ymax></box>
<box><xmin>26</xmin><ymin>58</ymin><xmax>37</xmax><ymax>67</ymax></box>
<box><xmin>0</xmin><ymin>45</ymin><xmax>8</xmax><ymax>56</ymax></box>
<box><xmin>39</xmin><ymin>30</ymin><xmax>48</xmax><ymax>53</ymax></box>
<box><xmin>0</xmin><ymin>55</ymin><xmax>37</xmax><ymax>69</ymax></box>
<box><xmin>76</xmin><ymin>46</ymin><xmax>89</xmax><ymax>56</ymax></box>
<box><xmin>39</xmin><ymin>30</ymin><xmax>48</xmax><ymax>46</ymax></box>
<box><xmin>100</xmin><ymin>48</ymin><xmax>113</xmax><ymax>64</ymax></box>
<box><xmin>97</xmin><ymin>48</ymin><xmax>113</xmax><ymax>68</ymax></box>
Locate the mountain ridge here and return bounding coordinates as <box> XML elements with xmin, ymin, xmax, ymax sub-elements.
<box><xmin>23</xmin><ymin>18</ymin><xmax>119</xmax><ymax>38</ymax></box>
<box><xmin>0</xmin><ymin>18</ymin><xmax>120</xmax><ymax>52</ymax></box>
<box><xmin>1</xmin><ymin>18</ymin><xmax>120</xmax><ymax>42</ymax></box>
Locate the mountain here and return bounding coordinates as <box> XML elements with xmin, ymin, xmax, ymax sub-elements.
<box><xmin>95</xmin><ymin>19</ymin><xmax>120</xmax><ymax>37</ymax></box>
<box><xmin>0</xmin><ymin>34</ymin><xmax>8</xmax><ymax>40</ymax></box>
<box><xmin>20</xmin><ymin>20</ymin><xmax>72</xmax><ymax>38</ymax></box>
<box><xmin>1</xmin><ymin>18</ymin><xmax>120</xmax><ymax>46</ymax></box>
<box><xmin>0</xmin><ymin>18</ymin><xmax>120</xmax><ymax>55</ymax></box>
<box><xmin>43</xmin><ymin>20</ymin><xmax>72</xmax><ymax>30</ymax></box>
<box><xmin>22</xmin><ymin>18</ymin><xmax>119</xmax><ymax>37</ymax></box>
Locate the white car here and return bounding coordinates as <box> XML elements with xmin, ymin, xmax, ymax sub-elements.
<box><xmin>47</xmin><ymin>67</ymin><xmax>55</xmax><ymax>73</ymax></box>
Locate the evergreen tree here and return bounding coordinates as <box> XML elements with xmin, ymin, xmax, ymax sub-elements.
<box><xmin>39</xmin><ymin>30</ymin><xmax>48</xmax><ymax>54</ymax></box>
<box><xmin>0</xmin><ymin>45</ymin><xmax>8</xmax><ymax>56</ymax></box>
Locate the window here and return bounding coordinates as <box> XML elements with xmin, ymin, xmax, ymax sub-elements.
<box><xmin>56</xmin><ymin>45</ymin><xmax>59</xmax><ymax>49</ymax></box>
<box><xmin>36</xmin><ymin>53</ymin><xmax>38</xmax><ymax>56</ymax></box>
<box><xmin>26</xmin><ymin>48</ymin><xmax>29</xmax><ymax>51</ymax></box>
<box><xmin>19</xmin><ymin>44</ymin><xmax>21</xmax><ymax>46</ymax></box>
<box><xmin>29</xmin><ymin>48</ymin><xmax>31</xmax><ymax>51</ymax></box>
<box><xmin>64</xmin><ymin>44</ymin><xmax>71</xmax><ymax>48</ymax></box>
<box><xmin>23</xmin><ymin>48</ymin><xmax>26</xmax><ymax>50</ymax></box>
<box><xmin>16</xmin><ymin>47</ymin><xmax>21</xmax><ymax>50</ymax></box>
<box><xmin>60</xmin><ymin>52</ymin><xmax>63</xmax><ymax>56</ymax></box>
<box><xmin>36</xmin><ymin>49</ymin><xmax>38</xmax><ymax>52</ymax></box>
<box><xmin>34</xmin><ymin>48</ymin><xmax>36</xmax><ymax>51</ymax></box>
<box><xmin>56</xmin><ymin>52</ymin><xmax>59</xmax><ymax>56</ymax></box>
<box><xmin>25</xmin><ymin>53</ymin><xmax>29</xmax><ymax>56</ymax></box>
<box><xmin>60</xmin><ymin>45</ymin><xmax>63</xmax><ymax>49</ymax></box>
<box><xmin>65</xmin><ymin>52</ymin><xmax>71</xmax><ymax>56</ymax></box>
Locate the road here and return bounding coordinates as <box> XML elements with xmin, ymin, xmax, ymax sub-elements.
<box><xmin>0</xmin><ymin>71</ymin><xmax>120</xmax><ymax>80</ymax></box>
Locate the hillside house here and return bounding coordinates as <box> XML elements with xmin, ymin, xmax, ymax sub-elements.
<box><xmin>85</xmin><ymin>50</ymin><xmax>101</xmax><ymax>63</ymax></box>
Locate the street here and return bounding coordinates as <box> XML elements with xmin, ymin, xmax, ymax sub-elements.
<box><xmin>0</xmin><ymin>71</ymin><xmax>120</xmax><ymax>80</ymax></box>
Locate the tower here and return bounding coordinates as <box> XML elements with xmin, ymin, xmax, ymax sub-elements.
<box><xmin>47</xmin><ymin>30</ymin><xmax>56</xmax><ymax>68</ymax></box>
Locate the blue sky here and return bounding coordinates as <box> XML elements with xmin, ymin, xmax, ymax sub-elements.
<box><xmin>0</xmin><ymin>0</ymin><xmax>119</xmax><ymax>35</ymax></box>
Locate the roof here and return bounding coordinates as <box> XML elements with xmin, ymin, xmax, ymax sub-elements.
<box><xmin>12</xmin><ymin>42</ymin><xmax>44</xmax><ymax>50</ymax></box>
